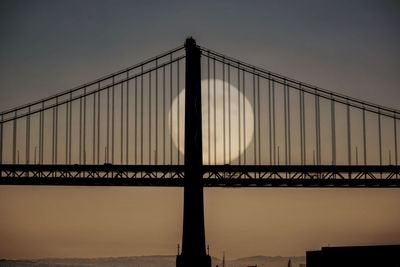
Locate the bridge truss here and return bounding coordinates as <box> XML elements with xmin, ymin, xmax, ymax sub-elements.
<box><xmin>0</xmin><ymin>164</ymin><xmax>399</xmax><ymax>187</ymax></box>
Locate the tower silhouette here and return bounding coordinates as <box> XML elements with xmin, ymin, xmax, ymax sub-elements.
<box><xmin>176</xmin><ymin>38</ymin><xmax>211</xmax><ymax>267</ymax></box>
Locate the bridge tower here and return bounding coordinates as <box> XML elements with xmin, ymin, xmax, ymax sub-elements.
<box><xmin>176</xmin><ymin>38</ymin><xmax>211</xmax><ymax>267</ymax></box>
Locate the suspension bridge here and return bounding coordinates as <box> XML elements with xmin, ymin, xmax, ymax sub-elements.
<box><xmin>1</xmin><ymin>38</ymin><xmax>399</xmax><ymax>266</ymax></box>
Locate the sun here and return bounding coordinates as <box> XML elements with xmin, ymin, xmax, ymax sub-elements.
<box><xmin>169</xmin><ymin>79</ymin><xmax>254</xmax><ymax>164</ymax></box>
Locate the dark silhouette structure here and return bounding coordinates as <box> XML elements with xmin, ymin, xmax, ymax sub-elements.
<box><xmin>306</xmin><ymin>245</ymin><xmax>400</xmax><ymax>267</ymax></box>
<box><xmin>1</xmin><ymin>38</ymin><xmax>400</xmax><ymax>267</ymax></box>
<box><xmin>1</xmin><ymin>39</ymin><xmax>399</xmax><ymax>186</ymax></box>
<box><xmin>176</xmin><ymin>38</ymin><xmax>211</xmax><ymax>267</ymax></box>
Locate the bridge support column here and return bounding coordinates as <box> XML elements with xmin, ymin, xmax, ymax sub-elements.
<box><xmin>176</xmin><ymin>38</ymin><xmax>211</xmax><ymax>267</ymax></box>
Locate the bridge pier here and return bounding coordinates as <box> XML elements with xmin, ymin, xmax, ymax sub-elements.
<box><xmin>176</xmin><ymin>38</ymin><xmax>211</xmax><ymax>267</ymax></box>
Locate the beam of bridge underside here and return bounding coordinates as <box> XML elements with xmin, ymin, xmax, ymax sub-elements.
<box><xmin>1</xmin><ymin>164</ymin><xmax>399</xmax><ymax>187</ymax></box>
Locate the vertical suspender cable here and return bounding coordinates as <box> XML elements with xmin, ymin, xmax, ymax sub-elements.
<box><xmin>69</xmin><ymin>94</ymin><xmax>72</xmax><ymax>164</ymax></box>
<box><xmin>134</xmin><ymin>77</ymin><xmax>138</xmax><ymax>165</ymax></box>
<box><xmin>149</xmin><ymin>71</ymin><xmax>152</xmax><ymax>164</ymax></box>
<box><xmin>269</xmin><ymin>79</ymin><xmax>272</xmax><ymax>165</ymax></box>
<box><xmin>223</xmin><ymin>61</ymin><xmax>226</xmax><ymax>164</ymax></box>
<box><xmin>177</xmin><ymin>60</ymin><xmax>180</xmax><ymax>164</ymax></box>
<box><xmin>112</xmin><ymin>78</ymin><xmax>115</xmax><ymax>164</ymax></box>
<box><xmin>242</xmin><ymin>70</ymin><xmax>246</xmax><ymax>164</ymax></box>
<box><xmin>13</xmin><ymin>111</ymin><xmax>17</xmax><ymax>164</ymax></box>
<box><xmin>155</xmin><ymin>60</ymin><xmax>158</xmax><ymax>164</ymax></box>
<box><xmin>26</xmin><ymin>108</ymin><xmax>31</xmax><ymax>164</ymax></box>
<box><xmin>272</xmin><ymin>81</ymin><xmax>276</xmax><ymax>165</ymax></box>
<box><xmin>394</xmin><ymin>114</ymin><xmax>398</xmax><ymax>166</ymax></box>
<box><xmin>287</xmin><ymin>84</ymin><xmax>291</xmax><ymax>165</ymax></box>
<box><xmin>299</xmin><ymin>87</ymin><xmax>303</xmax><ymax>165</ymax></box>
<box><xmin>66</xmin><ymin>100</ymin><xmax>69</xmax><ymax>164</ymax></box>
<box><xmin>257</xmin><ymin>75</ymin><xmax>261</xmax><ymax>164</ymax></box>
<box><xmin>83</xmin><ymin>90</ymin><xmax>86</xmax><ymax>164</ymax></box>
<box><xmin>163</xmin><ymin>66</ymin><xmax>166</xmax><ymax>164</ymax></box>
<box><xmin>126</xmin><ymin>74</ymin><xmax>130</xmax><ymax>165</ymax></box>
<box><xmin>284</xmin><ymin>81</ymin><xmax>288</xmax><ymax>165</ymax></box>
<box><xmin>347</xmin><ymin>100</ymin><xmax>351</xmax><ymax>165</ymax></box>
<box><xmin>228</xmin><ymin>65</ymin><xmax>232</xmax><ymax>164</ymax></box>
<box><xmin>238</xmin><ymin>64</ymin><xmax>241</xmax><ymax>164</ymax></box>
<box><xmin>38</xmin><ymin>107</ymin><xmax>41</xmax><ymax>164</ymax></box>
<box><xmin>141</xmin><ymin>66</ymin><xmax>144</xmax><ymax>165</ymax></box>
<box><xmin>0</xmin><ymin>115</ymin><xmax>2</xmax><ymax>164</ymax></box>
<box><xmin>107</xmin><ymin>86</ymin><xmax>110</xmax><ymax>162</ymax></box>
<box><xmin>42</xmin><ymin>103</ymin><xmax>45</xmax><ymax>163</ymax></box>
<box><xmin>302</xmin><ymin>89</ymin><xmax>306</xmax><ymax>164</ymax></box>
<box><xmin>331</xmin><ymin>98</ymin><xmax>336</xmax><ymax>165</ymax></box>
<box><xmin>362</xmin><ymin>106</ymin><xmax>367</xmax><ymax>165</ymax></box>
<box><xmin>52</xmin><ymin>107</ymin><xmax>55</xmax><ymax>164</ymax></box>
<box><xmin>93</xmin><ymin>91</ymin><xmax>96</xmax><ymax>164</ymax></box>
<box><xmin>170</xmin><ymin>57</ymin><xmax>173</xmax><ymax>165</ymax></box>
<box><xmin>55</xmin><ymin>99</ymin><xmax>58</xmax><ymax>164</ymax></box>
<box><xmin>39</xmin><ymin>107</ymin><xmax>43</xmax><ymax>164</ymax></box>
<box><xmin>213</xmin><ymin>59</ymin><xmax>217</xmax><ymax>164</ymax></box>
<box><xmin>318</xmin><ymin>93</ymin><xmax>321</xmax><ymax>165</ymax></box>
<box><xmin>97</xmin><ymin>85</ymin><xmax>101</xmax><ymax>165</ymax></box>
<box><xmin>79</xmin><ymin>95</ymin><xmax>82</xmax><ymax>164</ymax></box>
<box><xmin>121</xmin><ymin>82</ymin><xmax>124</xmax><ymax>164</ymax></box>
<box><xmin>47</xmin><ymin>105</ymin><xmax>51</xmax><ymax>164</ymax></box>
<box><xmin>207</xmin><ymin>54</ymin><xmax>211</xmax><ymax>165</ymax></box>
<box><xmin>253</xmin><ymin>71</ymin><xmax>256</xmax><ymax>165</ymax></box>
<box><xmin>378</xmin><ymin>109</ymin><xmax>382</xmax><ymax>165</ymax></box>
<box><xmin>315</xmin><ymin>91</ymin><xmax>320</xmax><ymax>165</ymax></box>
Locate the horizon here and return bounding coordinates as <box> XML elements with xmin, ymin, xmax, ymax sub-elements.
<box><xmin>3</xmin><ymin>253</ymin><xmax>308</xmax><ymax>260</ymax></box>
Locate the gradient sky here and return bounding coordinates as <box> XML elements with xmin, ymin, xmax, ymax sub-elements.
<box><xmin>1</xmin><ymin>0</ymin><xmax>400</xmax><ymax>260</ymax></box>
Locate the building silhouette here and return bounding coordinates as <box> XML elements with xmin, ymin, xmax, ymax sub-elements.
<box><xmin>306</xmin><ymin>245</ymin><xmax>400</xmax><ymax>267</ymax></box>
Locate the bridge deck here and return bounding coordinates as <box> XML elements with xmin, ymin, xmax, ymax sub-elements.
<box><xmin>1</xmin><ymin>164</ymin><xmax>399</xmax><ymax>187</ymax></box>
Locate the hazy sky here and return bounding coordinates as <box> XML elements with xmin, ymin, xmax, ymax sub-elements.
<box><xmin>1</xmin><ymin>0</ymin><xmax>400</xmax><ymax>260</ymax></box>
